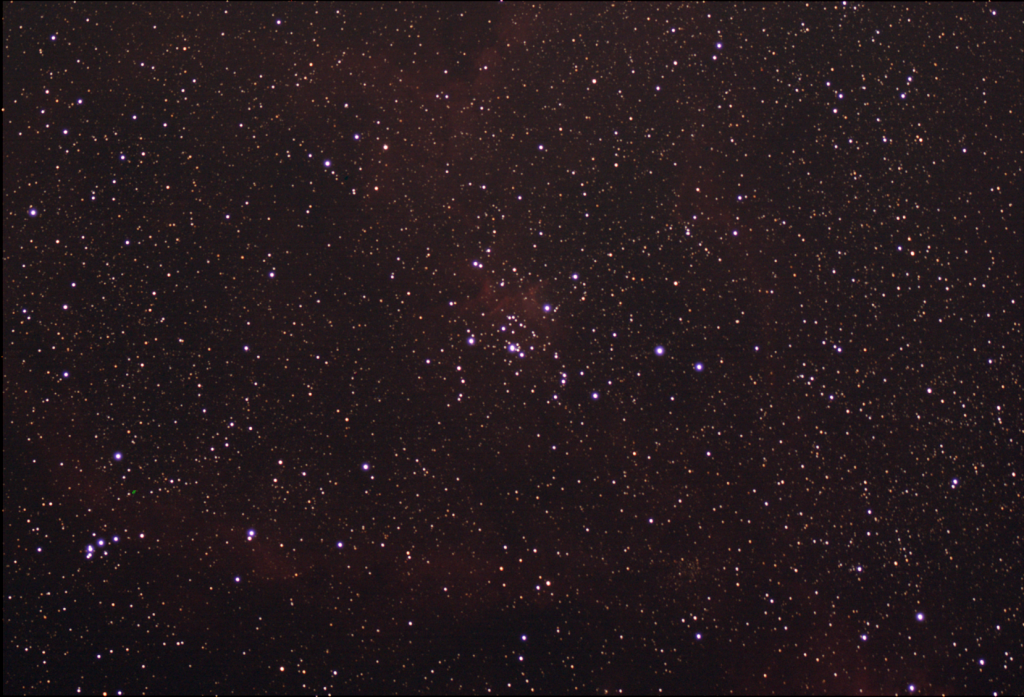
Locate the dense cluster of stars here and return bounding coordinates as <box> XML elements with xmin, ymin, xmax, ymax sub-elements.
<box><xmin>4</xmin><ymin>4</ymin><xmax>1020</xmax><ymax>695</ymax></box>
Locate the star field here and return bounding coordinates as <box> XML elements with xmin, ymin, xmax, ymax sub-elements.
<box><xmin>4</xmin><ymin>4</ymin><xmax>1021</xmax><ymax>695</ymax></box>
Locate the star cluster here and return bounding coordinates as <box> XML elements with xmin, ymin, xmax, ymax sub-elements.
<box><xmin>4</xmin><ymin>4</ymin><xmax>1021</xmax><ymax>695</ymax></box>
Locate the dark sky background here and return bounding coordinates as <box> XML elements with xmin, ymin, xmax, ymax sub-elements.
<box><xmin>3</xmin><ymin>3</ymin><xmax>1021</xmax><ymax>695</ymax></box>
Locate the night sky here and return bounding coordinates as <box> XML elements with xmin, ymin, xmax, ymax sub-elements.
<box><xmin>3</xmin><ymin>3</ymin><xmax>1021</xmax><ymax>695</ymax></box>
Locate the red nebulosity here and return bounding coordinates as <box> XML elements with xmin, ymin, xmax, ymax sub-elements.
<box><xmin>466</xmin><ymin>274</ymin><xmax>549</xmax><ymax>327</ymax></box>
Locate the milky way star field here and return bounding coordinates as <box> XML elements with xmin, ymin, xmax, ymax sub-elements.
<box><xmin>3</xmin><ymin>4</ymin><xmax>1021</xmax><ymax>695</ymax></box>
